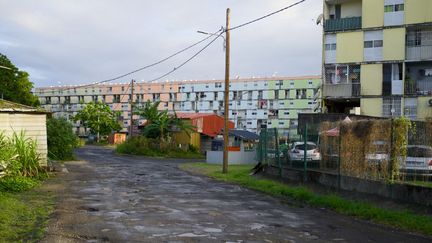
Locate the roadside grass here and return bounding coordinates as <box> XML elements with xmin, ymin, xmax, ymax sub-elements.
<box><xmin>406</xmin><ymin>180</ymin><xmax>432</xmax><ymax>188</ymax></box>
<box><xmin>179</xmin><ymin>162</ymin><xmax>432</xmax><ymax>236</ymax></box>
<box><xmin>0</xmin><ymin>188</ymin><xmax>54</xmax><ymax>242</ymax></box>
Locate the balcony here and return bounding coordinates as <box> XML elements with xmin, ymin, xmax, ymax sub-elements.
<box><xmin>324</xmin><ymin>17</ymin><xmax>362</xmax><ymax>32</ymax></box>
<box><xmin>406</xmin><ymin>29</ymin><xmax>432</xmax><ymax>61</ymax></box>
<box><xmin>405</xmin><ymin>61</ymin><xmax>432</xmax><ymax>96</ymax></box>
<box><xmin>323</xmin><ymin>83</ymin><xmax>361</xmax><ymax>98</ymax></box>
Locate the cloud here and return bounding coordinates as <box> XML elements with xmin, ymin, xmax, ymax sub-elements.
<box><xmin>0</xmin><ymin>0</ymin><xmax>323</xmax><ymax>87</ymax></box>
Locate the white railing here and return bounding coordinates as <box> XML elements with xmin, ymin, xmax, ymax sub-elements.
<box><xmin>323</xmin><ymin>83</ymin><xmax>360</xmax><ymax>98</ymax></box>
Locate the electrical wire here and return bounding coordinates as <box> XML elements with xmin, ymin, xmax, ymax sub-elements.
<box><xmin>228</xmin><ymin>0</ymin><xmax>306</xmax><ymax>31</ymax></box>
<box><xmin>56</xmin><ymin>28</ymin><xmax>223</xmax><ymax>91</ymax></box>
<box><xmin>146</xmin><ymin>30</ymin><xmax>224</xmax><ymax>83</ymax></box>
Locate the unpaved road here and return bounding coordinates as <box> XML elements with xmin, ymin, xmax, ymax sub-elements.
<box><xmin>42</xmin><ymin>146</ymin><xmax>431</xmax><ymax>242</ymax></box>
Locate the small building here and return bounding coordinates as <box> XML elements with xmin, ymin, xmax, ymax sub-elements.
<box><xmin>0</xmin><ymin>99</ymin><xmax>49</xmax><ymax>166</ymax></box>
<box><xmin>173</xmin><ymin>113</ymin><xmax>235</xmax><ymax>153</ymax></box>
<box><xmin>206</xmin><ymin>129</ymin><xmax>260</xmax><ymax>165</ymax></box>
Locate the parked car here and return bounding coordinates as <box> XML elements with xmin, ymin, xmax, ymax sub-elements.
<box><xmin>400</xmin><ymin>145</ymin><xmax>432</xmax><ymax>175</ymax></box>
<box><xmin>365</xmin><ymin>140</ymin><xmax>390</xmax><ymax>165</ymax></box>
<box><xmin>288</xmin><ymin>142</ymin><xmax>321</xmax><ymax>161</ymax></box>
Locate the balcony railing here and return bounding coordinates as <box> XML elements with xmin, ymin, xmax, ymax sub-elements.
<box><xmin>324</xmin><ymin>17</ymin><xmax>362</xmax><ymax>32</ymax></box>
<box><xmin>405</xmin><ymin>80</ymin><xmax>432</xmax><ymax>96</ymax></box>
<box><xmin>323</xmin><ymin>83</ymin><xmax>361</xmax><ymax>98</ymax></box>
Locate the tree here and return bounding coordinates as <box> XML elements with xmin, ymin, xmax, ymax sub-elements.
<box><xmin>73</xmin><ymin>102</ymin><xmax>121</xmax><ymax>142</ymax></box>
<box><xmin>0</xmin><ymin>53</ymin><xmax>40</xmax><ymax>106</ymax></box>
<box><xmin>134</xmin><ymin>101</ymin><xmax>194</xmax><ymax>142</ymax></box>
<box><xmin>47</xmin><ymin>117</ymin><xmax>78</xmax><ymax>160</ymax></box>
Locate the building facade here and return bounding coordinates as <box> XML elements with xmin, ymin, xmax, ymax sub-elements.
<box><xmin>35</xmin><ymin>76</ymin><xmax>321</xmax><ymax>139</ymax></box>
<box><xmin>322</xmin><ymin>0</ymin><xmax>432</xmax><ymax>119</ymax></box>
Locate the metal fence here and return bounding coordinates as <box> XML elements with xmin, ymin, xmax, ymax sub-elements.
<box><xmin>258</xmin><ymin>118</ymin><xmax>432</xmax><ymax>187</ymax></box>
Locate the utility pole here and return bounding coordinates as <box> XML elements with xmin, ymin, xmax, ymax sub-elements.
<box><xmin>222</xmin><ymin>8</ymin><xmax>231</xmax><ymax>174</ymax></box>
<box><xmin>129</xmin><ymin>79</ymin><xmax>135</xmax><ymax>137</ymax></box>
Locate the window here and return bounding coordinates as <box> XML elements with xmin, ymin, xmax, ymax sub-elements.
<box><xmin>383</xmin><ymin>97</ymin><xmax>402</xmax><ymax>117</ymax></box>
<box><xmin>325</xmin><ymin>43</ymin><xmax>336</xmax><ymax>51</ymax></box>
<box><xmin>364</xmin><ymin>40</ymin><xmax>383</xmax><ymax>48</ymax></box>
<box><xmin>384</xmin><ymin>4</ymin><xmax>404</xmax><ymax>12</ymax></box>
<box><xmin>121</xmin><ymin>86</ymin><xmax>125</xmax><ymax>91</ymax></box>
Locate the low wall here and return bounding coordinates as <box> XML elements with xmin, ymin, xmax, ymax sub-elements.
<box><xmin>206</xmin><ymin>150</ymin><xmax>257</xmax><ymax>165</ymax></box>
<box><xmin>264</xmin><ymin>166</ymin><xmax>432</xmax><ymax>207</ymax></box>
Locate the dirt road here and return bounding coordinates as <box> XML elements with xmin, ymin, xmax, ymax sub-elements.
<box><xmin>41</xmin><ymin>146</ymin><xmax>430</xmax><ymax>242</ymax></box>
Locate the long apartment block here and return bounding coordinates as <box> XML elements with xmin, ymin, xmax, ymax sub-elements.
<box><xmin>35</xmin><ymin>76</ymin><xmax>321</xmax><ymax>138</ymax></box>
<box><xmin>322</xmin><ymin>0</ymin><xmax>432</xmax><ymax>119</ymax></box>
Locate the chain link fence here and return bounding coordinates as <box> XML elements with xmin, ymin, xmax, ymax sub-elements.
<box><xmin>258</xmin><ymin>118</ymin><xmax>432</xmax><ymax>188</ymax></box>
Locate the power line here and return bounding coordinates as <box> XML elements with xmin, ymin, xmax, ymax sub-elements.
<box><xmin>228</xmin><ymin>0</ymin><xmax>306</xmax><ymax>31</ymax></box>
<box><xmin>146</xmin><ymin>30</ymin><xmax>224</xmax><ymax>83</ymax></box>
<box><xmin>55</xmin><ymin>28</ymin><xmax>223</xmax><ymax>91</ymax></box>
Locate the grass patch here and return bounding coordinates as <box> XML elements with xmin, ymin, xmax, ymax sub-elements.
<box><xmin>180</xmin><ymin>162</ymin><xmax>432</xmax><ymax>236</ymax></box>
<box><xmin>405</xmin><ymin>180</ymin><xmax>432</xmax><ymax>188</ymax></box>
<box><xmin>0</xmin><ymin>187</ymin><xmax>54</xmax><ymax>241</ymax></box>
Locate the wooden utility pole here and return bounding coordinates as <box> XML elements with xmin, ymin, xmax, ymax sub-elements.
<box><xmin>222</xmin><ymin>8</ymin><xmax>231</xmax><ymax>174</ymax></box>
<box><xmin>129</xmin><ymin>79</ymin><xmax>135</xmax><ymax>137</ymax></box>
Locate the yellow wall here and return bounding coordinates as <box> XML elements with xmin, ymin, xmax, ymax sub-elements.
<box><xmin>362</xmin><ymin>0</ymin><xmax>384</xmax><ymax>28</ymax></box>
<box><xmin>361</xmin><ymin>64</ymin><xmax>382</xmax><ymax>96</ymax></box>
<box><xmin>173</xmin><ymin>130</ymin><xmax>201</xmax><ymax>149</ymax></box>
<box><xmin>405</xmin><ymin>0</ymin><xmax>432</xmax><ymax>25</ymax></box>
<box><xmin>383</xmin><ymin>28</ymin><xmax>405</xmax><ymax>61</ymax></box>
<box><xmin>416</xmin><ymin>97</ymin><xmax>432</xmax><ymax>120</ymax></box>
<box><xmin>341</xmin><ymin>0</ymin><xmax>362</xmax><ymax>18</ymax></box>
<box><xmin>336</xmin><ymin>31</ymin><xmax>363</xmax><ymax>63</ymax></box>
<box><xmin>361</xmin><ymin>98</ymin><xmax>382</xmax><ymax>117</ymax></box>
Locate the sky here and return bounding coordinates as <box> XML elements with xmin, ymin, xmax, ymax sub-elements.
<box><xmin>0</xmin><ymin>0</ymin><xmax>323</xmax><ymax>87</ymax></box>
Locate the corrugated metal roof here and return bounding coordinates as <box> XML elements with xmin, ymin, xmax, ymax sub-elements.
<box><xmin>175</xmin><ymin>113</ymin><xmax>214</xmax><ymax>119</ymax></box>
<box><xmin>0</xmin><ymin>99</ymin><xmax>48</xmax><ymax>113</ymax></box>
<box><xmin>229</xmin><ymin>129</ymin><xmax>260</xmax><ymax>140</ymax></box>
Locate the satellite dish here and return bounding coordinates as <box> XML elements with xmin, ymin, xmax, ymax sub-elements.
<box><xmin>316</xmin><ymin>14</ymin><xmax>323</xmax><ymax>25</ymax></box>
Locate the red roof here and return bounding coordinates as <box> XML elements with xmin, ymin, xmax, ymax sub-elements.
<box><xmin>175</xmin><ymin>112</ymin><xmax>234</xmax><ymax>137</ymax></box>
<box><xmin>175</xmin><ymin>113</ymin><xmax>213</xmax><ymax>119</ymax></box>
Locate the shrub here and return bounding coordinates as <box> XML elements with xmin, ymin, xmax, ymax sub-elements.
<box><xmin>47</xmin><ymin>117</ymin><xmax>78</xmax><ymax>160</ymax></box>
<box><xmin>11</xmin><ymin>131</ymin><xmax>42</xmax><ymax>177</ymax></box>
<box><xmin>116</xmin><ymin>136</ymin><xmax>204</xmax><ymax>159</ymax></box>
<box><xmin>0</xmin><ymin>176</ymin><xmax>39</xmax><ymax>192</ymax></box>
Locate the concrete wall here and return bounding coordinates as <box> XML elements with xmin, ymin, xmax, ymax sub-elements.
<box><xmin>206</xmin><ymin>150</ymin><xmax>257</xmax><ymax>165</ymax></box>
<box><xmin>383</xmin><ymin>28</ymin><xmax>405</xmax><ymax>61</ymax></box>
<box><xmin>0</xmin><ymin>113</ymin><xmax>48</xmax><ymax>166</ymax></box>
<box><xmin>361</xmin><ymin>64</ymin><xmax>383</xmax><ymax>96</ymax></box>
<box><xmin>405</xmin><ymin>0</ymin><xmax>432</xmax><ymax>25</ymax></box>
<box><xmin>362</xmin><ymin>0</ymin><xmax>384</xmax><ymax>28</ymax></box>
<box><xmin>265</xmin><ymin>167</ymin><xmax>432</xmax><ymax>207</ymax></box>
<box><xmin>337</xmin><ymin>31</ymin><xmax>364</xmax><ymax>63</ymax></box>
<box><xmin>361</xmin><ymin>98</ymin><xmax>382</xmax><ymax>117</ymax></box>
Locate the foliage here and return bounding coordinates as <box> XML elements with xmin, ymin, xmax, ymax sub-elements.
<box><xmin>0</xmin><ymin>176</ymin><xmax>39</xmax><ymax>192</ymax></box>
<box><xmin>73</xmin><ymin>101</ymin><xmax>121</xmax><ymax>141</ymax></box>
<box><xmin>391</xmin><ymin>117</ymin><xmax>413</xmax><ymax>182</ymax></box>
<box><xmin>134</xmin><ymin>101</ymin><xmax>195</xmax><ymax>143</ymax></box>
<box><xmin>180</xmin><ymin>162</ymin><xmax>432</xmax><ymax>236</ymax></box>
<box><xmin>0</xmin><ymin>53</ymin><xmax>39</xmax><ymax>106</ymax></box>
<box><xmin>47</xmin><ymin>117</ymin><xmax>79</xmax><ymax>160</ymax></box>
<box><xmin>0</xmin><ymin>190</ymin><xmax>54</xmax><ymax>241</ymax></box>
<box><xmin>116</xmin><ymin>136</ymin><xmax>204</xmax><ymax>159</ymax></box>
<box><xmin>11</xmin><ymin>131</ymin><xmax>42</xmax><ymax>177</ymax></box>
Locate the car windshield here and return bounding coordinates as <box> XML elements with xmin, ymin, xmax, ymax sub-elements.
<box><xmin>295</xmin><ymin>144</ymin><xmax>317</xmax><ymax>150</ymax></box>
<box><xmin>407</xmin><ymin>147</ymin><xmax>432</xmax><ymax>157</ymax></box>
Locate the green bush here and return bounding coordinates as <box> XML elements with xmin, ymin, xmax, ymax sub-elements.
<box><xmin>47</xmin><ymin>117</ymin><xmax>78</xmax><ymax>160</ymax></box>
<box><xmin>0</xmin><ymin>176</ymin><xmax>39</xmax><ymax>192</ymax></box>
<box><xmin>116</xmin><ymin>136</ymin><xmax>204</xmax><ymax>159</ymax></box>
<box><xmin>0</xmin><ymin>131</ymin><xmax>44</xmax><ymax>177</ymax></box>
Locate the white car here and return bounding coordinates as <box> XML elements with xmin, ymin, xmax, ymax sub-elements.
<box><xmin>400</xmin><ymin>145</ymin><xmax>432</xmax><ymax>174</ymax></box>
<box><xmin>289</xmin><ymin>142</ymin><xmax>321</xmax><ymax>161</ymax></box>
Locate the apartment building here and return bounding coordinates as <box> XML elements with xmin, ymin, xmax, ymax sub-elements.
<box><xmin>35</xmin><ymin>76</ymin><xmax>321</xmax><ymax>138</ymax></box>
<box><xmin>322</xmin><ymin>0</ymin><xmax>432</xmax><ymax>119</ymax></box>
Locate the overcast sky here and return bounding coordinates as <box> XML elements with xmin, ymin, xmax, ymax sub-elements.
<box><xmin>0</xmin><ymin>0</ymin><xmax>323</xmax><ymax>87</ymax></box>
